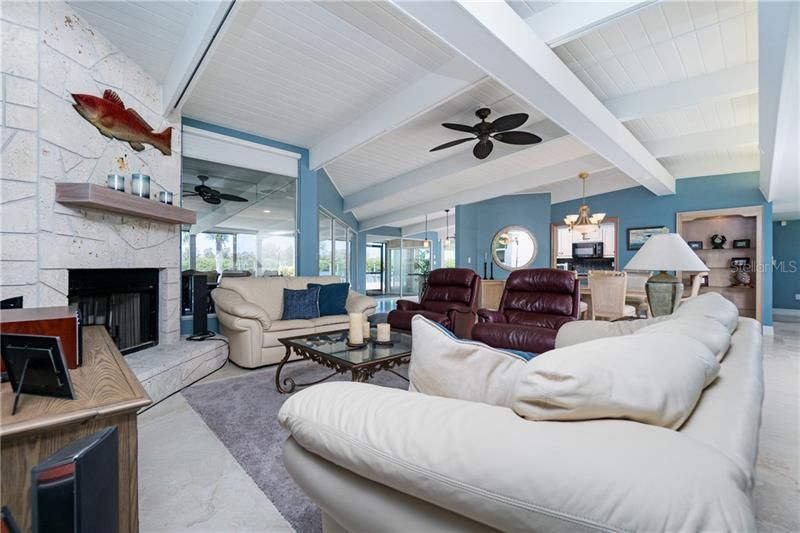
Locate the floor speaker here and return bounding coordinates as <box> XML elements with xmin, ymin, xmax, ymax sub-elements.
<box><xmin>32</xmin><ymin>427</ymin><xmax>118</xmax><ymax>533</ymax></box>
<box><xmin>192</xmin><ymin>274</ymin><xmax>209</xmax><ymax>335</ymax></box>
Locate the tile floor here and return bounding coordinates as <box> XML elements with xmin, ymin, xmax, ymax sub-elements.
<box><xmin>138</xmin><ymin>321</ymin><xmax>800</xmax><ymax>532</ymax></box>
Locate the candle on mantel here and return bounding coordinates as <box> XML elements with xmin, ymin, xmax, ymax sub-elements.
<box><xmin>377</xmin><ymin>323</ymin><xmax>391</xmax><ymax>343</ymax></box>
<box><xmin>348</xmin><ymin>313</ymin><xmax>363</xmax><ymax>345</ymax></box>
<box><xmin>362</xmin><ymin>320</ymin><xmax>370</xmax><ymax>339</ymax></box>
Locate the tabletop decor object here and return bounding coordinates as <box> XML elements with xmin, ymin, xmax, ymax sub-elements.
<box><xmin>106</xmin><ymin>174</ymin><xmax>125</xmax><ymax>192</ymax></box>
<box><xmin>732</xmin><ymin>238</ymin><xmax>750</xmax><ymax>249</ymax></box>
<box><xmin>625</xmin><ymin>233</ymin><xmax>707</xmax><ymax>316</ymax></box>
<box><xmin>347</xmin><ymin>313</ymin><xmax>366</xmax><ymax>348</ymax></box>
<box><xmin>130</xmin><ymin>173</ymin><xmax>150</xmax><ymax>198</ymax></box>
<box><xmin>71</xmin><ymin>89</ymin><xmax>173</xmax><ymax>155</ymax></box>
<box><xmin>688</xmin><ymin>240</ymin><xmax>703</xmax><ymax>250</ymax></box>
<box><xmin>710</xmin><ymin>234</ymin><xmax>727</xmax><ymax>249</ymax></box>
<box><xmin>157</xmin><ymin>191</ymin><xmax>173</xmax><ymax>205</ymax></box>
<box><xmin>375</xmin><ymin>323</ymin><xmax>393</xmax><ymax>345</ymax></box>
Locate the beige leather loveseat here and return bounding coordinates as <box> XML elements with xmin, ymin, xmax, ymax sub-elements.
<box><xmin>212</xmin><ymin>276</ymin><xmax>376</xmax><ymax>368</ymax></box>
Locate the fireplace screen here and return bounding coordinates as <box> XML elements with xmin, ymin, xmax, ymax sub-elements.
<box><xmin>69</xmin><ymin>269</ymin><xmax>159</xmax><ymax>354</ymax></box>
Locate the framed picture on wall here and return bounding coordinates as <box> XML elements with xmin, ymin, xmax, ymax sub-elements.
<box><xmin>627</xmin><ymin>226</ymin><xmax>669</xmax><ymax>250</ymax></box>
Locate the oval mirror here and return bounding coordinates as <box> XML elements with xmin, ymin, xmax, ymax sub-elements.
<box><xmin>492</xmin><ymin>226</ymin><xmax>537</xmax><ymax>271</ymax></box>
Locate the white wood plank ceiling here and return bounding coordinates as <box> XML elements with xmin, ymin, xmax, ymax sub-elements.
<box><xmin>64</xmin><ymin>0</ymin><xmax>789</xmax><ymax>226</ymax></box>
<box><xmin>66</xmin><ymin>1</ymin><xmax>198</xmax><ymax>82</ymax></box>
<box><xmin>182</xmin><ymin>1</ymin><xmax>459</xmax><ymax>148</ymax></box>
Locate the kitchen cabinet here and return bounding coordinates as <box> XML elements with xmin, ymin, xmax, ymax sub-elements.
<box><xmin>601</xmin><ymin>223</ymin><xmax>616</xmax><ymax>257</ymax></box>
<box><xmin>556</xmin><ymin>226</ymin><xmax>572</xmax><ymax>258</ymax></box>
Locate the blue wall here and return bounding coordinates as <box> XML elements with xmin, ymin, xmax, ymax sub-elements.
<box><xmin>773</xmin><ymin>220</ymin><xmax>800</xmax><ymax>310</ymax></box>
<box><xmin>456</xmin><ymin>193</ymin><xmax>552</xmax><ymax>280</ymax></box>
<box><xmin>551</xmin><ymin>172</ymin><xmax>773</xmax><ymax>324</ymax></box>
<box><xmin>182</xmin><ymin>118</ymin><xmax>356</xmax><ymax>278</ymax></box>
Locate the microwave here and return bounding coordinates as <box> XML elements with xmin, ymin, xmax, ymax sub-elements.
<box><xmin>572</xmin><ymin>241</ymin><xmax>604</xmax><ymax>258</ymax></box>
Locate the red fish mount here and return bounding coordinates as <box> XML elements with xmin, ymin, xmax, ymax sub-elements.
<box><xmin>71</xmin><ymin>89</ymin><xmax>173</xmax><ymax>156</ymax></box>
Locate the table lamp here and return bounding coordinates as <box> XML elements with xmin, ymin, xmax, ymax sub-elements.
<box><xmin>624</xmin><ymin>233</ymin><xmax>708</xmax><ymax>316</ymax></box>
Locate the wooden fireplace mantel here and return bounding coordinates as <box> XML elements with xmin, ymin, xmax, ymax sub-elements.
<box><xmin>56</xmin><ymin>183</ymin><xmax>197</xmax><ymax>225</ymax></box>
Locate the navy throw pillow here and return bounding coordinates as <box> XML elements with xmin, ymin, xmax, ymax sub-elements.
<box><xmin>308</xmin><ymin>282</ymin><xmax>350</xmax><ymax>316</ymax></box>
<box><xmin>282</xmin><ymin>286</ymin><xmax>321</xmax><ymax>320</ymax></box>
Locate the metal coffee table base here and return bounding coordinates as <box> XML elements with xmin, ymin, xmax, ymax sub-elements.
<box><xmin>275</xmin><ymin>344</ymin><xmax>409</xmax><ymax>394</ymax></box>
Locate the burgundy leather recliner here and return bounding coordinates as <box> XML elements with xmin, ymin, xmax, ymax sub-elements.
<box><xmin>387</xmin><ymin>268</ymin><xmax>481</xmax><ymax>338</ymax></box>
<box><xmin>471</xmin><ymin>269</ymin><xmax>580</xmax><ymax>354</ymax></box>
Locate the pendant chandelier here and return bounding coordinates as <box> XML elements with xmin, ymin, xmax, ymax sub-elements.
<box><xmin>444</xmin><ymin>209</ymin><xmax>453</xmax><ymax>246</ymax></box>
<box><xmin>564</xmin><ymin>172</ymin><xmax>605</xmax><ymax>240</ymax></box>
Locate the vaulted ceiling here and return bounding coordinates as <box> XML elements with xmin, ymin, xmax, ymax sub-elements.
<box><xmin>68</xmin><ymin>0</ymin><xmax>799</xmax><ymax>228</ymax></box>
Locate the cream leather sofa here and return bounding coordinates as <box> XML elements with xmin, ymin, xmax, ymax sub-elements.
<box><xmin>279</xmin><ymin>295</ymin><xmax>763</xmax><ymax>532</ymax></box>
<box><xmin>212</xmin><ymin>276</ymin><xmax>376</xmax><ymax>368</ymax></box>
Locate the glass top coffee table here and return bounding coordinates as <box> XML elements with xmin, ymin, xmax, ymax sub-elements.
<box><xmin>276</xmin><ymin>328</ymin><xmax>412</xmax><ymax>393</ymax></box>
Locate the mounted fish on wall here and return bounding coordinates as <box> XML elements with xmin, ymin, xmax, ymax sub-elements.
<box><xmin>71</xmin><ymin>89</ymin><xmax>173</xmax><ymax>156</ymax></box>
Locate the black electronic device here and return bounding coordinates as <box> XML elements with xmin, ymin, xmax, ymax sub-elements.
<box><xmin>32</xmin><ymin>427</ymin><xmax>119</xmax><ymax>533</ymax></box>
<box><xmin>0</xmin><ymin>296</ymin><xmax>23</xmax><ymax>310</ymax></box>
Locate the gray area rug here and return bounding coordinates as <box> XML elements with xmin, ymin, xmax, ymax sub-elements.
<box><xmin>182</xmin><ymin>360</ymin><xmax>408</xmax><ymax>533</ymax></box>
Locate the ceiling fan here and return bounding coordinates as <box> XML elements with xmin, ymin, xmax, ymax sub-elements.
<box><xmin>430</xmin><ymin>107</ymin><xmax>542</xmax><ymax>160</ymax></box>
<box><xmin>183</xmin><ymin>175</ymin><xmax>248</xmax><ymax>205</ymax></box>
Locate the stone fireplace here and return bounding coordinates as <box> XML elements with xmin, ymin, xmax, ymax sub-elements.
<box><xmin>1</xmin><ymin>2</ymin><xmax>227</xmax><ymax>405</ymax></box>
<box><xmin>0</xmin><ymin>2</ymin><xmax>182</xmax><ymax>345</ymax></box>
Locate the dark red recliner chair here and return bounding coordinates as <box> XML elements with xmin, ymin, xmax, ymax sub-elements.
<box><xmin>387</xmin><ymin>268</ymin><xmax>481</xmax><ymax>338</ymax></box>
<box><xmin>471</xmin><ymin>269</ymin><xmax>580</xmax><ymax>354</ymax></box>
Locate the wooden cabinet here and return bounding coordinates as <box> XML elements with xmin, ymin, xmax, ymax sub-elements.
<box><xmin>479</xmin><ymin>280</ymin><xmax>506</xmax><ymax>310</ymax></box>
<box><xmin>1</xmin><ymin>327</ymin><xmax>151</xmax><ymax>532</ymax></box>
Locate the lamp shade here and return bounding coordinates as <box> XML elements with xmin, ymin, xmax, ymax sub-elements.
<box><xmin>624</xmin><ymin>233</ymin><xmax>708</xmax><ymax>272</ymax></box>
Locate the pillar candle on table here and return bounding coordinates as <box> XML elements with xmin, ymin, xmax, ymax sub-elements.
<box><xmin>362</xmin><ymin>320</ymin><xmax>370</xmax><ymax>339</ymax></box>
<box><xmin>377</xmin><ymin>323</ymin><xmax>391</xmax><ymax>342</ymax></box>
<box><xmin>349</xmin><ymin>313</ymin><xmax>364</xmax><ymax>344</ymax></box>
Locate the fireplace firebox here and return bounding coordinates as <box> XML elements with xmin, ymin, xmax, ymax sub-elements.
<box><xmin>68</xmin><ymin>269</ymin><xmax>159</xmax><ymax>354</ymax></box>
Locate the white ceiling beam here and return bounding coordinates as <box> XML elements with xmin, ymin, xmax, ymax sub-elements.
<box><xmin>391</xmin><ymin>0</ymin><xmax>674</xmax><ymax>196</ymax></box>
<box><xmin>309</xmin><ymin>56</ymin><xmax>486</xmax><ymax>170</ymax></box>
<box><xmin>759</xmin><ymin>1</ymin><xmax>799</xmax><ymax>216</ymax></box>
<box><xmin>162</xmin><ymin>1</ymin><xmax>236</xmax><ymax>115</ymax></box>
<box><xmin>527</xmin><ymin>167</ymin><xmax>639</xmax><ymax>204</ymax></box>
<box><xmin>644</xmin><ymin>124</ymin><xmax>758</xmax><ymax>158</ymax></box>
<box><xmin>526</xmin><ymin>1</ymin><xmax>657</xmax><ymax>47</ymax></box>
<box><xmin>663</xmin><ymin>155</ymin><xmax>760</xmax><ymax>180</ymax></box>
<box><xmin>604</xmin><ymin>63</ymin><xmax>758</xmax><ymax>122</ymax></box>
<box><xmin>360</xmin><ymin>153</ymin><xmax>613</xmax><ymax>230</ymax></box>
<box><xmin>343</xmin><ymin>119</ymin><xmax>567</xmax><ymax>213</ymax></box>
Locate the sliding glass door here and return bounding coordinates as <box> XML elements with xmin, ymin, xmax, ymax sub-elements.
<box><xmin>319</xmin><ymin>209</ymin><xmax>355</xmax><ymax>282</ymax></box>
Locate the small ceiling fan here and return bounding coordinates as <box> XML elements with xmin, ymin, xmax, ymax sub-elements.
<box><xmin>430</xmin><ymin>107</ymin><xmax>542</xmax><ymax>160</ymax></box>
<box><xmin>183</xmin><ymin>175</ymin><xmax>248</xmax><ymax>205</ymax></box>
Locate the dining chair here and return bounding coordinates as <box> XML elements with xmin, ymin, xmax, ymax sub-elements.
<box><xmin>626</xmin><ymin>271</ymin><xmax>652</xmax><ymax>318</ymax></box>
<box><xmin>681</xmin><ymin>272</ymin><xmax>709</xmax><ymax>302</ymax></box>
<box><xmin>588</xmin><ymin>271</ymin><xmax>637</xmax><ymax>320</ymax></box>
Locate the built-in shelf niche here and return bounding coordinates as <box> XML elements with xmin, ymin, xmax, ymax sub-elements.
<box><xmin>677</xmin><ymin>206</ymin><xmax>763</xmax><ymax>321</ymax></box>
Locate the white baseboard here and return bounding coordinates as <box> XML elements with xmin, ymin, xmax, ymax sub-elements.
<box><xmin>773</xmin><ymin>308</ymin><xmax>800</xmax><ymax>317</ymax></box>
